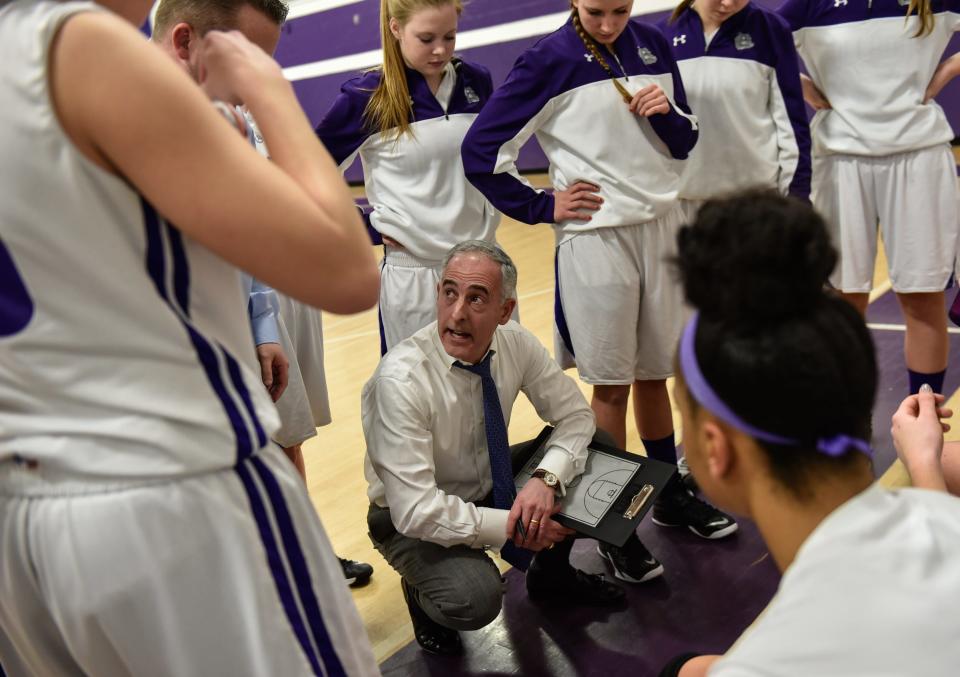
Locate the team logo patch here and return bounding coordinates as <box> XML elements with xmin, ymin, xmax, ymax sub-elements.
<box><xmin>673</xmin><ymin>34</ymin><xmax>687</xmax><ymax>46</ymax></box>
<box><xmin>734</xmin><ymin>33</ymin><xmax>754</xmax><ymax>50</ymax></box>
<box><xmin>464</xmin><ymin>86</ymin><xmax>480</xmax><ymax>104</ymax></box>
<box><xmin>638</xmin><ymin>47</ymin><xmax>658</xmax><ymax>65</ymax></box>
<box><xmin>897</xmin><ymin>0</ymin><xmax>909</xmax><ymax>5</ymax></box>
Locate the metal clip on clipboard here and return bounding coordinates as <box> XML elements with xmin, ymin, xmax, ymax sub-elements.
<box><xmin>623</xmin><ymin>484</ymin><xmax>655</xmax><ymax>519</ymax></box>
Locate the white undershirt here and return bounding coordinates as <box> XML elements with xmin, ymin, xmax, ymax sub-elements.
<box><xmin>434</xmin><ymin>61</ymin><xmax>456</xmax><ymax>113</ymax></box>
<box><xmin>704</xmin><ymin>28</ymin><xmax>719</xmax><ymax>48</ymax></box>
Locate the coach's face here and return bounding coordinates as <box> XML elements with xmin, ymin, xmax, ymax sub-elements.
<box><xmin>437</xmin><ymin>253</ymin><xmax>516</xmax><ymax>364</ymax></box>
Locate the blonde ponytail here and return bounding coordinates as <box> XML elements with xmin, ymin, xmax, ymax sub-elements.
<box><xmin>363</xmin><ymin>0</ymin><xmax>463</xmax><ymax>139</ymax></box>
<box><xmin>906</xmin><ymin>0</ymin><xmax>934</xmax><ymax>37</ymax></box>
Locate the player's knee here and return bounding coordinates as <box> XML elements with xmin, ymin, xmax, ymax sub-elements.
<box><xmin>594</xmin><ymin>384</ymin><xmax>630</xmax><ymax>407</ymax></box>
<box><xmin>425</xmin><ymin>568</ymin><xmax>503</xmax><ymax>631</ymax></box>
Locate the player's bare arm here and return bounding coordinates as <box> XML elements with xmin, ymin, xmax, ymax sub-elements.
<box><xmin>50</xmin><ymin>12</ymin><xmax>379</xmax><ymax>314</ymax></box>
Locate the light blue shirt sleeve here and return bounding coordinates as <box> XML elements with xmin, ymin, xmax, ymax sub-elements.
<box><xmin>244</xmin><ymin>274</ymin><xmax>281</xmax><ymax>345</ymax></box>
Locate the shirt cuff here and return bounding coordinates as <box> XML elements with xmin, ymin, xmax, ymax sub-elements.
<box><xmin>536</xmin><ymin>192</ymin><xmax>557</xmax><ymax>225</ymax></box>
<box><xmin>538</xmin><ymin>446</ymin><xmax>577</xmax><ymax>486</ymax></box>
<box><xmin>252</xmin><ymin>316</ymin><xmax>280</xmax><ymax>346</ymax></box>
<box><xmin>475</xmin><ymin>507</ymin><xmax>510</xmax><ymax>549</ymax></box>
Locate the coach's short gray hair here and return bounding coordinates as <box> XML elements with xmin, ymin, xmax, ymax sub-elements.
<box><xmin>441</xmin><ymin>240</ymin><xmax>518</xmax><ymax>302</ymax></box>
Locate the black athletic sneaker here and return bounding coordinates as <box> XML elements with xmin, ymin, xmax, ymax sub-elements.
<box><xmin>339</xmin><ymin>557</ymin><xmax>374</xmax><ymax>588</ymax></box>
<box><xmin>652</xmin><ymin>484</ymin><xmax>738</xmax><ymax>539</ymax></box>
<box><xmin>597</xmin><ymin>537</ymin><xmax>664</xmax><ymax>583</ymax></box>
<box><xmin>526</xmin><ymin>566</ymin><xmax>627</xmax><ymax>607</ymax></box>
<box><xmin>676</xmin><ymin>455</ymin><xmax>698</xmax><ymax>490</ymax></box>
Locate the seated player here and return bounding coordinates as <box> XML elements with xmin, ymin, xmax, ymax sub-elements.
<box><xmin>662</xmin><ymin>190</ymin><xmax>960</xmax><ymax>677</ymax></box>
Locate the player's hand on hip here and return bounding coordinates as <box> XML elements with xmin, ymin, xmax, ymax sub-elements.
<box><xmin>256</xmin><ymin>342</ymin><xmax>289</xmax><ymax>402</ymax></box>
<box><xmin>381</xmin><ymin>235</ymin><xmax>406</xmax><ymax>249</ymax></box>
<box><xmin>507</xmin><ymin>478</ymin><xmax>555</xmax><ymax>546</ymax></box>
<box><xmin>196</xmin><ymin>30</ymin><xmax>286</xmax><ymax>106</ymax></box>
<box><xmin>629</xmin><ymin>84</ymin><xmax>670</xmax><ymax>117</ymax></box>
<box><xmin>800</xmin><ymin>74</ymin><xmax>831</xmax><ymax>111</ymax></box>
<box><xmin>924</xmin><ymin>54</ymin><xmax>960</xmax><ymax>103</ymax></box>
<box><xmin>553</xmin><ymin>181</ymin><xmax>602</xmax><ymax>222</ymax></box>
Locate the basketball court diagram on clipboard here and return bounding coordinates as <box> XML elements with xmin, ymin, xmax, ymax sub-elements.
<box><xmin>516</xmin><ymin>444</ymin><xmax>642</xmax><ymax>527</ymax></box>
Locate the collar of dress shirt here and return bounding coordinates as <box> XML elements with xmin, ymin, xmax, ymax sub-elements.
<box><xmin>429</xmin><ymin>322</ymin><xmax>501</xmax><ymax>371</ymax></box>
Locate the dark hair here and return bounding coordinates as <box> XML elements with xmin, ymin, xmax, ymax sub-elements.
<box><xmin>675</xmin><ymin>190</ymin><xmax>876</xmax><ymax>498</ymax></box>
<box><xmin>153</xmin><ymin>0</ymin><xmax>289</xmax><ymax>40</ymax></box>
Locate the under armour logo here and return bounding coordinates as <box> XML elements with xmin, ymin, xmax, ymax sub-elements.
<box><xmin>584</xmin><ymin>52</ymin><xmax>594</xmax><ymax>62</ymax></box>
<box><xmin>673</xmin><ymin>34</ymin><xmax>687</xmax><ymax>46</ymax></box>
<box><xmin>834</xmin><ymin>0</ymin><xmax>846</xmax><ymax>6</ymax></box>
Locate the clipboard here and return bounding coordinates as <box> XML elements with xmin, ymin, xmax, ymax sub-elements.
<box><xmin>512</xmin><ymin>426</ymin><xmax>677</xmax><ymax>547</ymax></box>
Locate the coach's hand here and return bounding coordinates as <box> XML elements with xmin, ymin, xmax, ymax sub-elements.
<box><xmin>553</xmin><ymin>181</ymin><xmax>602</xmax><ymax>222</ymax></box>
<box><xmin>507</xmin><ymin>477</ymin><xmax>556</xmax><ymax>546</ymax></box>
<box><xmin>256</xmin><ymin>342</ymin><xmax>289</xmax><ymax>402</ymax></box>
<box><xmin>522</xmin><ymin>505</ymin><xmax>575</xmax><ymax>551</ymax></box>
<box><xmin>628</xmin><ymin>84</ymin><xmax>670</xmax><ymax>117</ymax></box>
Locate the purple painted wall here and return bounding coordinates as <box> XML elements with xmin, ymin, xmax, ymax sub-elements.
<box><xmin>276</xmin><ymin>0</ymin><xmax>960</xmax><ymax>180</ymax></box>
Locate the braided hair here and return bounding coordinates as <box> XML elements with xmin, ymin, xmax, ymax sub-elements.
<box><xmin>570</xmin><ymin>6</ymin><xmax>632</xmax><ymax>103</ymax></box>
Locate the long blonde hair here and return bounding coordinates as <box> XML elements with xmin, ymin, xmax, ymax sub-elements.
<box><xmin>569</xmin><ymin>3</ymin><xmax>632</xmax><ymax>103</ymax></box>
<box><xmin>364</xmin><ymin>0</ymin><xmax>463</xmax><ymax>139</ymax></box>
<box><xmin>906</xmin><ymin>0</ymin><xmax>934</xmax><ymax>37</ymax></box>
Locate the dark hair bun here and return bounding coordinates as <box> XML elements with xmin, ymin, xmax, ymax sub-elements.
<box><xmin>676</xmin><ymin>190</ymin><xmax>837</xmax><ymax>326</ymax></box>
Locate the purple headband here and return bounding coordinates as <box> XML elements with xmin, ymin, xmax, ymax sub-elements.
<box><xmin>679</xmin><ymin>312</ymin><xmax>872</xmax><ymax>459</ymax></box>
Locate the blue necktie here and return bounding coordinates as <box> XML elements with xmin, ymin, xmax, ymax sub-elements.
<box><xmin>454</xmin><ymin>352</ymin><xmax>534</xmax><ymax>571</ymax></box>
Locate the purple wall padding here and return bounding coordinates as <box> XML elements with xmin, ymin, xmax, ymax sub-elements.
<box><xmin>277</xmin><ymin>1</ymin><xmax>960</xmax><ymax>180</ymax></box>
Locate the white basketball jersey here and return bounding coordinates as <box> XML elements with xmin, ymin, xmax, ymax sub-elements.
<box><xmin>0</xmin><ymin>0</ymin><xmax>279</xmax><ymax>479</ymax></box>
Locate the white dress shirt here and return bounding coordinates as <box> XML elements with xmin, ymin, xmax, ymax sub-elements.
<box><xmin>362</xmin><ymin>320</ymin><xmax>595</xmax><ymax>549</ymax></box>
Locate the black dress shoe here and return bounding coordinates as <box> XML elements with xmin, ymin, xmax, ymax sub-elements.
<box><xmin>400</xmin><ymin>578</ymin><xmax>463</xmax><ymax>656</ymax></box>
<box><xmin>338</xmin><ymin>557</ymin><xmax>374</xmax><ymax>588</ymax></box>
<box><xmin>526</xmin><ymin>566</ymin><xmax>626</xmax><ymax>607</ymax></box>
